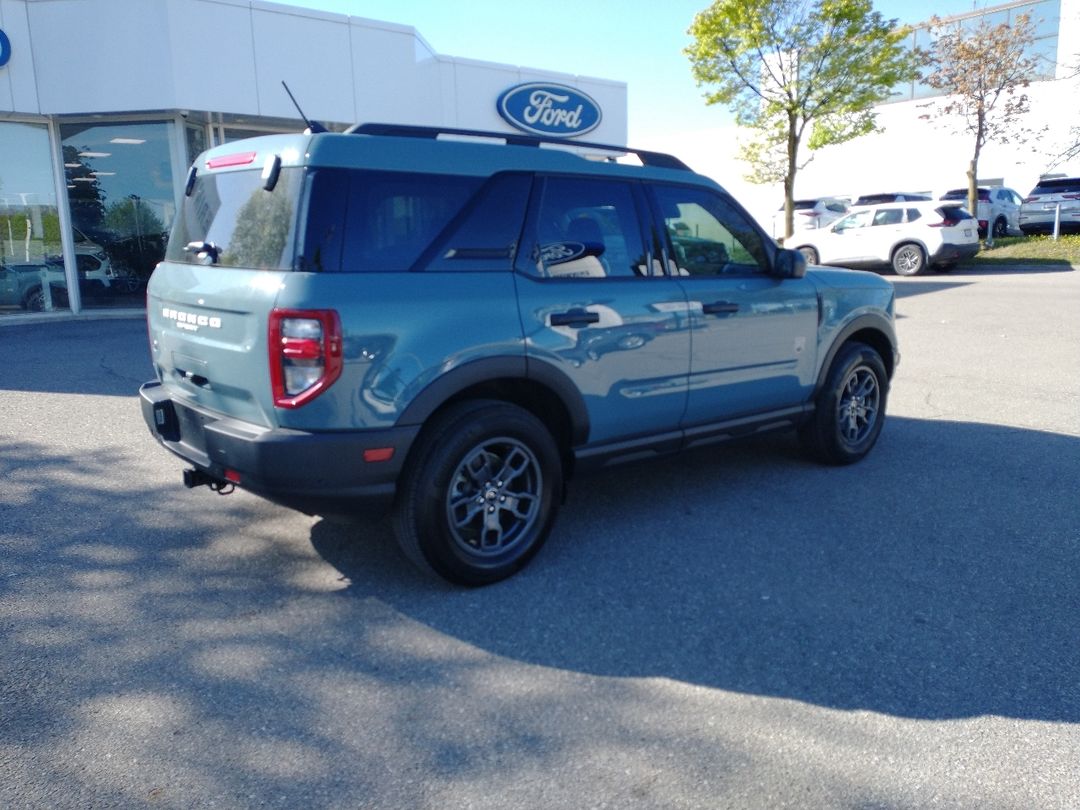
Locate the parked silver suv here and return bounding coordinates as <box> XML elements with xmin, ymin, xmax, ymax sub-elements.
<box><xmin>1019</xmin><ymin>177</ymin><xmax>1080</xmax><ymax>235</ymax></box>
<box><xmin>940</xmin><ymin>186</ymin><xmax>1022</xmax><ymax>238</ymax></box>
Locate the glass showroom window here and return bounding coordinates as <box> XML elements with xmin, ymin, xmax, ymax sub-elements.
<box><xmin>60</xmin><ymin>121</ymin><xmax>178</xmax><ymax>308</ymax></box>
<box><xmin>0</xmin><ymin>122</ymin><xmax>66</xmax><ymax>315</ymax></box>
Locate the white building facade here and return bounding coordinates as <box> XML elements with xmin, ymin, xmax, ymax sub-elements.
<box><xmin>0</xmin><ymin>0</ymin><xmax>627</xmax><ymax>317</ymax></box>
<box><xmin>793</xmin><ymin>0</ymin><xmax>1080</xmax><ymax>206</ymax></box>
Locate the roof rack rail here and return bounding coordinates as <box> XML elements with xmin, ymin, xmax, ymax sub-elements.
<box><xmin>343</xmin><ymin>122</ymin><xmax>691</xmax><ymax>171</ymax></box>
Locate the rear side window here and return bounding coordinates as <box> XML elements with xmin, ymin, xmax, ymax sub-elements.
<box><xmin>340</xmin><ymin>171</ymin><xmax>483</xmax><ymax>272</ymax></box>
<box><xmin>872</xmin><ymin>209</ymin><xmax>903</xmax><ymax>226</ymax></box>
<box><xmin>166</xmin><ymin>167</ymin><xmax>303</xmax><ymax>270</ymax></box>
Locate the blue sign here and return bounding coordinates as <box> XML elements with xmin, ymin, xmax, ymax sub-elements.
<box><xmin>497</xmin><ymin>83</ymin><xmax>601</xmax><ymax>138</ymax></box>
<box><xmin>0</xmin><ymin>30</ymin><xmax>10</xmax><ymax>68</ymax></box>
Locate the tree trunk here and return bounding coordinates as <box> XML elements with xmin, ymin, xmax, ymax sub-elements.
<box><xmin>784</xmin><ymin>114</ymin><xmax>799</xmax><ymax>240</ymax></box>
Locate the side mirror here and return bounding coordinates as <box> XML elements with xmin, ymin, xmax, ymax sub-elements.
<box><xmin>774</xmin><ymin>248</ymin><xmax>806</xmax><ymax>279</ymax></box>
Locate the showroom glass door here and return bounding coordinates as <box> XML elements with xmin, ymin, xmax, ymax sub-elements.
<box><xmin>60</xmin><ymin>121</ymin><xmax>179</xmax><ymax>309</ymax></box>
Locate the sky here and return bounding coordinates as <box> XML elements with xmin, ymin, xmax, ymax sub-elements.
<box><xmin>275</xmin><ymin>0</ymin><xmax>1011</xmax><ymax>216</ymax></box>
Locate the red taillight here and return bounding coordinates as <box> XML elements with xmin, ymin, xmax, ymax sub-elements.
<box><xmin>269</xmin><ymin>309</ymin><xmax>343</xmax><ymax>409</ymax></box>
<box><xmin>207</xmin><ymin>151</ymin><xmax>257</xmax><ymax>169</ymax></box>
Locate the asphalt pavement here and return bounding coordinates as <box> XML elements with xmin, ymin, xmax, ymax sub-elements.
<box><xmin>1</xmin><ymin>264</ymin><xmax>1078</xmax><ymax>809</ymax></box>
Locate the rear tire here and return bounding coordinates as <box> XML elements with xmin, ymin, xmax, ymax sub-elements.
<box><xmin>892</xmin><ymin>243</ymin><xmax>925</xmax><ymax>276</ymax></box>
<box><xmin>800</xmin><ymin>342</ymin><xmax>888</xmax><ymax>465</ymax></box>
<box><xmin>393</xmin><ymin>400</ymin><xmax>562</xmax><ymax>586</ymax></box>
<box><xmin>992</xmin><ymin>216</ymin><xmax>1008</xmax><ymax>238</ymax></box>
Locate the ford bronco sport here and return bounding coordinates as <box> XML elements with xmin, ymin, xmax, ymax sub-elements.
<box><xmin>140</xmin><ymin>124</ymin><xmax>898</xmax><ymax>586</ymax></box>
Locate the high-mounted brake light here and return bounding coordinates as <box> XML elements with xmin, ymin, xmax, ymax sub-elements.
<box><xmin>269</xmin><ymin>309</ymin><xmax>343</xmax><ymax>409</ymax></box>
<box><xmin>207</xmin><ymin>151</ymin><xmax>257</xmax><ymax>169</ymax></box>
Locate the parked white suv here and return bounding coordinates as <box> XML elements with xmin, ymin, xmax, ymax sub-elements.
<box><xmin>940</xmin><ymin>187</ymin><xmax>1022</xmax><ymax>238</ymax></box>
<box><xmin>790</xmin><ymin>201</ymin><xmax>979</xmax><ymax>276</ymax></box>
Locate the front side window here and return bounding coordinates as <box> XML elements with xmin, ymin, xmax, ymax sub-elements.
<box><xmin>653</xmin><ymin>185</ymin><xmax>769</xmax><ymax>276</ymax></box>
<box><xmin>524</xmin><ymin>176</ymin><xmax>649</xmax><ymax>279</ymax></box>
<box><xmin>835</xmin><ymin>210</ymin><xmax>873</xmax><ymax>230</ymax></box>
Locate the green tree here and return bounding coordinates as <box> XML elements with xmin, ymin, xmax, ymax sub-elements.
<box><xmin>923</xmin><ymin>13</ymin><xmax>1040</xmax><ymax>227</ymax></box>
<box><xmin>104</xmin><ymin>197</ymin><xmax>166</xmax><ymax>239</ymax></box>
<box><xmin>686</xmin><ymin>0</ymin><xmax>919</xmax><ymax>239</ymax></box>
<box><xmin>224</xmin><ymin>190</ymin><xmax>293</xmax><ymax>269</ymax></box>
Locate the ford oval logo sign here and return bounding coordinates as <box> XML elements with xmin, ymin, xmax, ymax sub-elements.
<box><xmin>497</xmin><ymin>83</ymin><xmax>601</xmax><ymax>138</ymax></box>
<box><xmin>0</xmin><ymin>30</ymin><xmax>10</xmax><ymax>68</ymax></box>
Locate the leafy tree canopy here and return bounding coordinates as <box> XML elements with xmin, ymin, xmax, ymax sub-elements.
<box><xmin>923</xmin><ymin>12</ymin><xmax>1041</xmax><ymax>234</ymax></box>
<box><xmin>686</xmin><ymin>0</ymin><xmax>919</xmax><ymax>238</ymax></box>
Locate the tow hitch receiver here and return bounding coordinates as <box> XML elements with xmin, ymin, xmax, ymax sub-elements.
<box><xmin>183</xmin><ymin>468</ymin><xmax>234</xmax><ymax>494</ymax></box>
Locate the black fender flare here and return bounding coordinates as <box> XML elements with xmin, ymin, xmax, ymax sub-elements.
<box><xmin>815</xmin><ymin>314</ymin><xmax>898</xmax><ymax>393</ymax></box>
<box><xmin>396</xmin><ymin>355</ymin><xmax>590</xmax><ymax>446</ymax></box>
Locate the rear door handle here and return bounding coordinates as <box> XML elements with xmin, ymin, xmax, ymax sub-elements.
<box><xmin>550</xmin><ymin>308</ymin><xmax>601</xmax><ymax>328</ymax></box>
<box><xmin>702</xmin><ymin>301</ymin><xmax>740</xmax><ymax>315</ymax></box>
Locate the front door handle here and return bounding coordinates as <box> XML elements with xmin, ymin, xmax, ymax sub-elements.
<box><xmin>702</xmin><ymin>301</ymin><xmax>740</xmax><ymax>315</ymax></box>
<box><xmin>550</xmin><ymin>308</ymin><xmax>601</xmax><ymax>328</ymax></box>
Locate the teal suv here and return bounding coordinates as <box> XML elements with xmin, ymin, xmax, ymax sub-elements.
<box><xmin>140</xmin><ymin>124</ymin><xmax>898</xmax><ymax>585</ymax></box>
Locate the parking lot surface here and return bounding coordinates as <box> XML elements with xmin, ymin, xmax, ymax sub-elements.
<box><xmin>2</xmin><ymin>264</ymin><xmax>1079</xmax><ymax>809</ymax></box>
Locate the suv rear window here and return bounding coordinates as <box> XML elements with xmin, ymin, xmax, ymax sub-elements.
<box><xmin>937</xmin><ymin>205</ymin><xmax>973</xmax><ymax>225</ymax></box>
<box><xmin>1028</xmin><ymin>178</ymin><xmax>1080</xmax><ymax>196</ymax></box>
<box><xmin>166</xmin><ymin>167</ymin><xmax>304</xmax><ymax>270</ymax></box>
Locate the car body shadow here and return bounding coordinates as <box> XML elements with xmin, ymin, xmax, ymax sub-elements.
<box><xmin>312</xmin><ymin>417</ymin><xmax>1080</xmax><ymax>723</ymax></box>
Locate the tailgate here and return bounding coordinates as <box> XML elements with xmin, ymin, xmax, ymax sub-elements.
<box><xmin>147</xmin><ymin>262</ymin><xmax>283</xmax><ymax>427</ymax></box>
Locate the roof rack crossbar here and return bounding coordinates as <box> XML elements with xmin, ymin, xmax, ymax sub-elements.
<box><xmin>343</xmin><ymin>122</ymin><xmax>691</xmax><ymax>171</ymax></box>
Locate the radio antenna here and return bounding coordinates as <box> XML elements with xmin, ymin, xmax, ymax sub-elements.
<box><xmin>281</xmin><ymin>81</ymin><xmax>327</xmax><ymax>134</ymax></box>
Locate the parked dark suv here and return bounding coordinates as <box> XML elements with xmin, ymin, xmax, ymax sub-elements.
<box><xmin>140</xmin><ymin>124</ymin><xmax>898</xmax><ymax>585</ymax></box>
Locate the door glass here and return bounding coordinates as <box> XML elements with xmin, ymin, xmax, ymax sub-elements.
<box><xmin>872</xmin><ymin>209</ymin><xmax>903</xmax><ymax>226</ymax></box>
<box><xmin>653</xmin><ymin>186</ymin><xmax>768</xmax><ymax>276</ymax></box>
<box><xmin>527</xmin><ymin>176</ymin><xmax>648</xmax><ymax>278</ymax></box>
<box><xmin>61</xmin><ymin>121</ymin><xmax>178</xmax><ymax>308</ymax></box>
<box><xmin>0</xmin><ymin>122</ymin><xmax>66</xmax><ymax>315</ymax></box>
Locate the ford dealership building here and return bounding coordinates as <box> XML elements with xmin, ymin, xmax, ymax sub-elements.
<box><xmin>0</xmin><ymin>0</ymin><xmax>626</xmax><ymax>318</ymax></box>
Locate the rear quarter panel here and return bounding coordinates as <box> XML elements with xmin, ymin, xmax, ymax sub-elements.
<box><xmin>269</xmin><ymin>271</ymin><xmax>525</xmax><ymax>431</ymax></box>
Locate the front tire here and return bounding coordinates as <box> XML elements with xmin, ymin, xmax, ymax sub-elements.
<box><xmin>393</xmin><ymin>400</ymin><xmax>562</xmax><ymax>586</ymax></box>
<box><xmin>797</xmin><ymin>246</ymin><xmax>819</xmax><ymax>265</ymax></box>
<box><xmin>800</xmin><ymin>342</ymin><xmax>888</xmax><ymax>465</ymax></box>
<box><xmin>892</xmin><ymin>243</ymin><xmax>925</xmax><ymax>276</ymax></box>
<box><xmin>992</xmin><ymin>216</ymin><xmax>1008</xmax><ymax>238</ymax></box>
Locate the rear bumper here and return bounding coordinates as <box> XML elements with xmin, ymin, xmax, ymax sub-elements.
<box><xmin>931</xmin><ymin>241</ymin><xmax>979</xmax><ymax>264</ymax></box>
<box><xmin>139</xmin><ymin>381</ymin><xmax>418</xmax><ymax>516</ymax></box>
